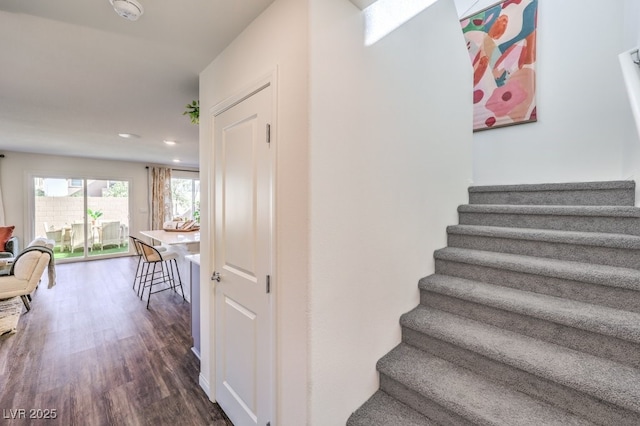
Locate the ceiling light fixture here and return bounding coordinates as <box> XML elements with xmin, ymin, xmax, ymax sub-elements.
<box><xmin>109</xmin><ymin>0</ymin><xmax>144</xmax><ymax>21</ymax></box>
<box><xmin>173</xmin><ymin>159</ymin><xmax>181</xmax><ymax>163</ymax></box>
<box><xmin>164</xmin><ymin>140</ymin><xmax>177</xmax><ymax>146</ymax></box>
<box><xmin>118</xmin><ymin>133</ymin><xmax>139</xmax><ymax>139</ymax></box>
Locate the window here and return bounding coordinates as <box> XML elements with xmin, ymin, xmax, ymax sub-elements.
<box><xmin>171</xmin><ymin>171</ymin><xmax>200</xmax><ymax>222</ymax></box>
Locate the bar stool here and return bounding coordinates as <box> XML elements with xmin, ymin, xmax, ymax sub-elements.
<box><xmin>130</xmin><ymin>236</ymin><xmax>144</xmax><ymax>294</ymax></box>
<box><xmin>129</xmin><ymin>236</ymin><xmax>168</xmax><ymax>296</ymax></box>
<box><xmin>137</xmin><ymin>240</ymin><xmax>185</xmax><ymax>309</ymax></box>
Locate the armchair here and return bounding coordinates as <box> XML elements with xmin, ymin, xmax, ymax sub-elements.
<box><xmin>0</xmin><ymin>247</ymin><xmax>52</xmax><ymax>311</ymax></box>
<box><xmin>98</xmin><ymin>221</ymin><xmax>122</xmax><ymax>249</ymax></box>
<box><xmin>70</xmin><ymin>223</ymin><xmax>86</xmax><ymax>253</ymax></box>
<box><xmin>45</xmin><ymin>229</ymin><xmax>63</xmax><ymax>252</ymax></box>
<box><xmin>0</xmin><ymin>237</ymin><xmax>20</xmax><ymax>276</ymax></box>
<box><xmin>0</xmin><ymin>237</ymin><xmax>19</xmax><ymax>276</ymax></box>
<box><xmin>0</xmin><ymin>236</ymin><xmax>19</xmax><ymax>260</ymax></box>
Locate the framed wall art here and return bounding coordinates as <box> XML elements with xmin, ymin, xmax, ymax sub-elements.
<box><xmin>461</xmin><ymin>0</ymin><xmax>538</xmax><ymax>131</ymax></box>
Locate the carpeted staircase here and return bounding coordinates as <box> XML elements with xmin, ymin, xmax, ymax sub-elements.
<box><xmin>348</xmin><ymin>181</ymin><xmax>640</xmax><ymax>425</ymax></box>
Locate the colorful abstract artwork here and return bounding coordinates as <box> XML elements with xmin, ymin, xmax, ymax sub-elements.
<box><xmin>461</xmin><ymin>0</ymin><xmax>538</xmax><ymax>131</ymax></box>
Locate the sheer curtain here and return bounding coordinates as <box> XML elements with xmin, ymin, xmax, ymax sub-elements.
<box><xmin>149</xmin><ymin>167</ymin><xmax>172</xmax><ymax>230</ymax></box>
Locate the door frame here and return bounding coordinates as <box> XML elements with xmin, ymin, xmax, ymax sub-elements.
<box><xmin>206</xmin><ymin>69</ymin><xmax>278</xmax><ymax>424</ymax></box>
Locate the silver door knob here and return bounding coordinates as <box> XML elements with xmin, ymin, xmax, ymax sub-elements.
<box><xmin>211</xmin><ymin>271</ymin><xmax>221</xmax><ymax>282</ymax></box>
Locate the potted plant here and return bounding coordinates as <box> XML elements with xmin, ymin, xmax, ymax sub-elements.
<box><xmin>87</xmin><ymin>208</ymin><xmax>103</xmax><ymax>224</ymax></box>
<box><xmin>183</xmin><ymin>100</ymin><xmax>199</xmax><ymax>125</ymax></box>
<box><xmin>193</xmin><ymin>204</ymin><xmax>200</xmax><ymax>223</ymax></box>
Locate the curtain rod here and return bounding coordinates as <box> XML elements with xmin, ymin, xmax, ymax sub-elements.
<box><xmin>145</xmin><ymin>166</ymin><xmax>198</xmax><ymax>173</ymax></box>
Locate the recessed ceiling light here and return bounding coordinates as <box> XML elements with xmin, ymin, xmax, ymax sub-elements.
<box><xmin>118</xmin><ymin>133</ymin><xmax>139</xmax><ymax>139</ymax></box>
<box><xmin>164</xmin><ymin>140</ymin><xmax>177</xmax><ymax>145</ymax></box>
<box><xmin>173</xmin><ymin>159</ymin><xmax>181</xmax><ymax>163</ymax></box>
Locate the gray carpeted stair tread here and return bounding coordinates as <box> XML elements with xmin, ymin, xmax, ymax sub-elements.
<box><xmin>459</xmin><ymin>204</ymin><xmax>640</xmax><ymax>217</ymax></box>
<box><xmin>347</xmin><ymin>390</ymin><xmax>436</xmax><ymax>426</ymax></box>
<box><xmin>401</xmin><ymin>306</ymin><xmax>640</xmax><ymax>413</ymax></box>
<box><xmin>378</xmin><ymin>344</ymin><xmax>595</xmax><ymax>426</ymax></box>
<box><xmin>419</xmin><ymin>274</ymin><xmax>640</xmax><ymax>344</ymax></box>
<box><xmin>457</xmin><ymin>204</ymin><xmax>640</xmax><ymax>236</ymax></box>
<box><xmin>448</xmin><ymin>224</ymin><xmax>640</xmax><ymax>249</ymax></box>
<box><xmin>468</xmin><ymin>181</ymin><xmax>635</xmax><ymax>206</ymax></box>
<box><xmin>469</xmin><ymin>181</ymin><xmax>635</xmax><ymax>193</ymax></box>
<box><xmin>434</xmin><ymin>247</ymin><xmax>640</xmax><ymax>291</ymax></box>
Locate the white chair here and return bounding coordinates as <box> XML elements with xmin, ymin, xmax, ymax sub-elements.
<box><xmin>0</xmin><ymin>248</ymin><xmax>52</xmax><ymax>311</ymax></box>
<box><xmin>70</xmin><ymin>223</ymin><xmax>86</xmax><ymax>252</ymax></box>
<box><xmin>45</xmin><ymin>229</ymin><xmax>63</xmax><ymax>252</ymax></box>
<box><xmin>120</xmin><ymin>224</ymin><xmax>129</xmax><ymax>248</ymax></box>
<box><xmin>98</xmin><ymin>221</ymin><xmax>121</xmax><ymax>249</ymax></box>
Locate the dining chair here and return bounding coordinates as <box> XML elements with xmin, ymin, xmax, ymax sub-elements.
<box><xmin>136</xmin><ymin>240</ymin><xmax>184</xmax><ymax>309</ymax></box>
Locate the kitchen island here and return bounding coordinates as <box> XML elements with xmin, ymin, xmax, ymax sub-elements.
<box><xmin>185</xmin><ymin>254</ymin><xmax>201</xmax><ymax>359</ymax></box>
<box><xmin>139</xmin><ymin>229</ymin><xmax>200</xmax><ymax>246</ymax></box>
<box><xmin>139</xmin><ymin>229</ymin><xmax>200</xmax><ymax>302</ymax></box>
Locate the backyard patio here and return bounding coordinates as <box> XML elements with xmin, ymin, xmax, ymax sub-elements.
<box><xmin>52</xmin><ymin>241</ymin><xmax>130</xmax><ymax>260</ymax></box>
<box><xmin>34</xmin><ymin>179</ymin><xmax>131</xmax><ymax>261</ymax></box>
<box><xmin>43</xmin><ymin>220</ymin><xmax>130</xmax><ymax>260</ymax></box>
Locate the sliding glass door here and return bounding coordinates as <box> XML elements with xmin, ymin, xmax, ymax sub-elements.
<box><xmin>34</xmin><ymin>177</ymin><xmax>130</xmax><ymax>261</ymax></box>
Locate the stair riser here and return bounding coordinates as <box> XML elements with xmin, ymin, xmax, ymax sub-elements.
<box><xmin>379</xmin><ymin>374</ymin><xmax>476</xmax><ymax>426</ymax></box>
<box><xmin>469</xmin><ymin>189</ymin><xmax>634</xmax><ymax>206</ymax></box>
<box><xmin>420</xmin><ymin>291</ymin><xmax>640</xmax><ymax>369</ymax></box>
<box><xmin>447</xmin><ymin>233</ymin><xmax>640</xmax><ymax>270</ymax></box>
<box><xmin>434</xmin><ymin>259</ymin><xmax>640</xmax><ymax>313</ymax></box>
<box><xmin>458</xmin><ymin>212</ymin><xmax>640</xmax><ymax>235</ymax></box>
<box><xmin>402</xmin><ymin>328</ymin><xmax>638</xmax><ymax>426</ymax></box>
<box><xmin>347</xmin><ymin>391</ymin><xmax>437</xmax><ymax>426</ymax></box>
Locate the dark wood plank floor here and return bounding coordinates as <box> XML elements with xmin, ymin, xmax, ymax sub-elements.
<box><xmin>0</xmin><ymin>256</ymin><xmax>232</xmax><ymax>426</ymax></box>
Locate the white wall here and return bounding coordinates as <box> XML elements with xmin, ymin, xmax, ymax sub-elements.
<box><xmin>454</xmin><ymin>0</ymin><xmax>496</xmax><ymax>18</ymax></box>
<box><xmin>198</xmin><ymin>0</ymin><xmax>309</xmax><ymax>424</ymax></box>
<box><xmin>455</xmin><ymin>0</ymin><xmax>637</xmax><ymax>185</ymax></box>
<box><xmin>309</xmin><ymin>0</ymin><xmax>472</xmax><ymax>424</ymax></box>
<box><xmin>621</xmin><ymin>0</ymin><xmax>640</xmax><ymax>199</ymax></box>
<box><xmin>623</xmin><ymin>0</ymin><xmax>640</xmax><ymax>50</ymax></box>
<box><xmin>0</xmin><ymin>151</ymin><xmax>151</xmax><ymax>249</ymax></box>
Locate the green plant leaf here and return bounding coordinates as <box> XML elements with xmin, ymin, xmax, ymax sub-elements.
<box><xmin>183</xmin><ymin>99</ymin><xmax>199</xmax><ymax>125</ymax></box>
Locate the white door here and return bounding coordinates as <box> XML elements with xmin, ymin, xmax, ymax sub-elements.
<box><xmin>213</xmin><ymin>84</ymin><xmax>273</xmax><ymax>426</ymax></box>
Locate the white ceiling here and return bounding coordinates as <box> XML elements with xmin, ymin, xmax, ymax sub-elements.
<box><xmin>0</xmin><ymin>0</ymin><xmax>275</xmax><ymax>168</ymax></box>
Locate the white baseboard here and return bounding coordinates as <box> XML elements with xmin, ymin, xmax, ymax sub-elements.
<box><xmin>199</xmin><ymin>373</ymin><xmax>211</xmax><ymax>399</ymax></box>
<box><xmin>191</xmin><ymin>346</ymin><xmax>201</xmax><ymax>360</ymax></box>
